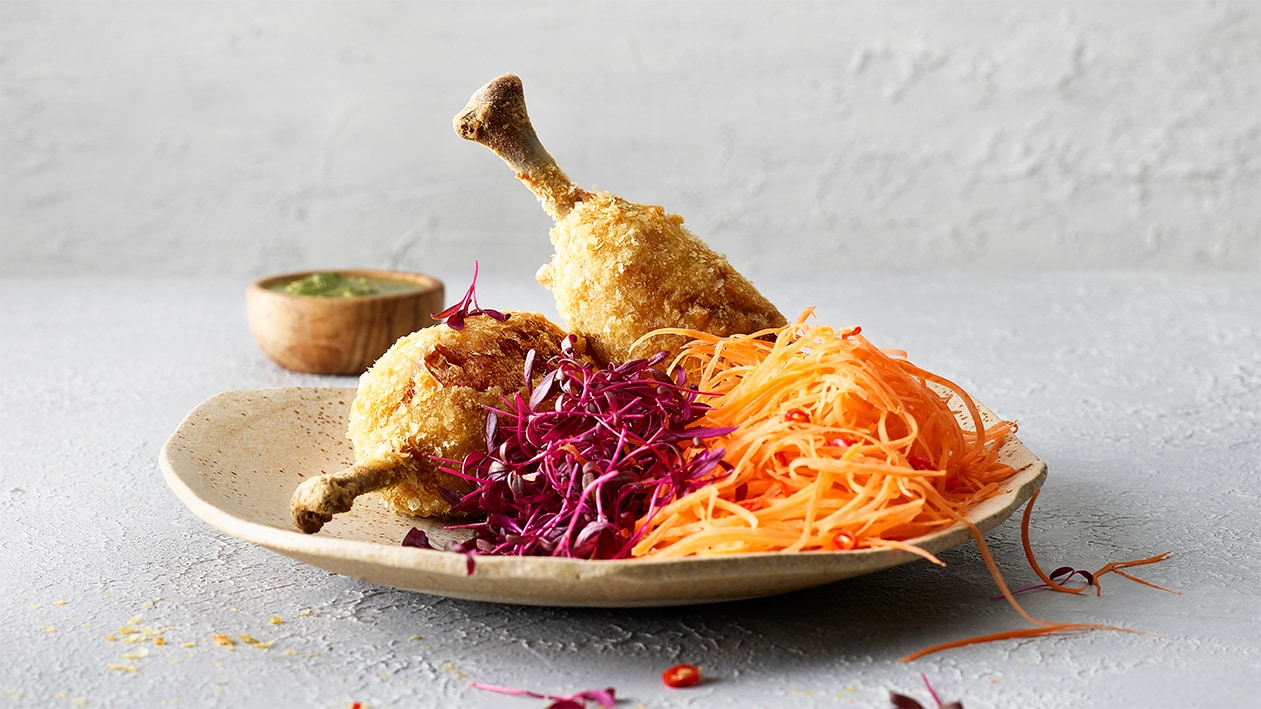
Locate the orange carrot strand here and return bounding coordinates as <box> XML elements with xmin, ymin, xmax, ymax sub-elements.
<box><xmin>1023</xmin><ymin>488</ymin><xmax>1176</xmax><ymax>597</ymax></box>
<box><xmin>900</xmin><ymin>506</ymin><xmax>1151</xmax><ymax>662</ymax></box>
<box><xmin>1021</xmin><ymin>488</ymin><xmax>1086</xmax><ymax>595</ymax></box>
<box><xmin>632</xmin><ymin>311</ymin><xmax>1017</xmax><ymax>559</ymax></box>
<box><xmin>632</xmin><ymin>310</ymin><xmax>1174</xmax><ymax>662</ymax></box>
<box><xmin>1108</xmin><ymin>567</ymin><xmax>1181</xmax><ymax>596</ymax></box>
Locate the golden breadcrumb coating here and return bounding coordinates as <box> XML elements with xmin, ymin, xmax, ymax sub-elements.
<box><xmin>536</xmin><ymin>191</ymin><xmax>787</xmax><ymax>364</ymax></box>
<box><xmin>346</xmin><ymin>312</ymin><xmax>567</xmax><ymax>518</ymax></box>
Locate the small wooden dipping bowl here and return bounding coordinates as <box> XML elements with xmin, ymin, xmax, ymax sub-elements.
<box><xmin>246</xmin><ymin>269</ymin><xmax>445</xmax><ymax>375</ymax></box>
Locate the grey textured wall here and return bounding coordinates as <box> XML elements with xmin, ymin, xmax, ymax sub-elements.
<box><xmin>2</xmin><ymin>1</ymin><xmax>1258</xmax><ymax>282</ymax></box>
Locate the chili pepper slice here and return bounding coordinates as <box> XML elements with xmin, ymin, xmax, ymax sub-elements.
<box><xmin>832</xmin><ymin>530</ymin><xmax>857</xmax><ymax>550</ymax></box>
<box><xmin>662</xmin><ymin>663</ymin><xmax>701</xmax><ymax>688</ymax></box>
<box><xmin>907</xmin><ymin>454</ymin><xmax>934</xmax><ymax>471</ymax></box>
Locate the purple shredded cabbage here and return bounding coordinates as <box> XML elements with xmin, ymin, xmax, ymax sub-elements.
<box><xmin>442</xmin><ymin>336</ymin><xmax>733</xmax><ymax>560</ymax></box>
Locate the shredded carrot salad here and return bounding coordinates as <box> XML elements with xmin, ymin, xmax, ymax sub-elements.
<box><xmin>625</xmin><ymin>309</ymin><xmax>1174</xmax><ymax>658</ymax></box>
<box><xmin>620</xmin><ymin>308</ymin><xmax>1174</xmax><ymax>658</ymax></box>
<box><xmin>630</xmin><ymin>309</ymin><xmax>1018</xmax><ymax>560</ymax></box>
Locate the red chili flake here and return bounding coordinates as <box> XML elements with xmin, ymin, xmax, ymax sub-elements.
<box><xmin>662</xmin><ymin>664</ymin><xmax>701</xmax><ymax>688</ymax></box>
<box><xmin>907</xmin><ymin>454</ymin><xmax>934</xmax><ymax>471</ymax></box>
<box><xmin>841</xmin><ymin>326</ymin><xmax>863</xmax><ymax>339</ymax></box>
<box><xmin>784</xmin><ymin>408</ymin><xmax>811</xmax><ymax>423</ymax></box>
<box><xmin>832</xmin><ymin>530</ymin><xmax>857</xmax><ymax>550</ymax></box>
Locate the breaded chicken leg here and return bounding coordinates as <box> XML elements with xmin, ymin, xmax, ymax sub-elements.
<box><xmin>290</xmin><ymin>312</ymin><xmax>568</xmax><ymax>534</ymax></box>
<box><xmin>454</xmin><ymin>74</ymin><xmax>786</xmax><ymax>365</ymax></box>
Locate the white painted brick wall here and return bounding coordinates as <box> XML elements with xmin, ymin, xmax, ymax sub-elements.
<box><xmin>2</xmin><ymin>1</ymin><xmax>1258</xmax><ymax>280</ymax></box>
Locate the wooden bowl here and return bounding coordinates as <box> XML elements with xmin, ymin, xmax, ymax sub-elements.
<box><xmin>245</xmin><ymin>269</ymin><xmax>445</xmax><ymax>375</ymax></box>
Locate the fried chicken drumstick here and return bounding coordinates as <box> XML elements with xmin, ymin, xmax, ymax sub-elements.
<box><xmin>454</xmin><ymin>74</ymin><xmax>787</xmax><ymax>364</ymax></box>
<box><xmin>290</xmin><ymin>312</ymin><xmax>568</xmax><ymax>534</ymax></box>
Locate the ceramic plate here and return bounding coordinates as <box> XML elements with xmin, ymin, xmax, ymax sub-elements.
<box><xmin>160</xmin><ymin>387</ymin><xmax>1047</xmax><ymax>607</ymax></box>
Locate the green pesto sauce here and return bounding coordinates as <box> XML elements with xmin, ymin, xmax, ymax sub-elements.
<box><xmin>274</xmin><ymin>272</ymin><xmax>421</xmax><ymax>298</ymax></box>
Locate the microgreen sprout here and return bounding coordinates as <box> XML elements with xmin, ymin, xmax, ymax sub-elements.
<box><xmin>401</xmin><ymin>527</ymin><xmax>435</xmax><ymax>550</ymax></box>
<box><xmin>401</xmin><ymin>527</ymin><xmax>477</xmax><ymax>575</ymax></box>
<box><xmin>442</xmin><ymin>335</ymin><xmax>733</xmax><ymax>560</ymax></box>
<box><xmin>469</xmin><ymin>681</ymin><xmax>615</xmax><ymax>708</ymax></box>
<box><xmin>889</xmin><ymin>674</ymin><xmax>962</xmax><ymax>709</ymax></box>
<box><xmin>993</xmin><ymin>565</ymin><xmax>1095</xmax><ymax>599</ymax></box>
<box><xmin>431</xmin><ymin>260</ymin><xmax>508</xmax><ymax>330</ymax></box>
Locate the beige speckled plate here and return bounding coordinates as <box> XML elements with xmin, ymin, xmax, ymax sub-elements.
<box><xmin>159</xmin><ymin>387</ymin><xmax>1047</xmax><ymax>607</ymax></box>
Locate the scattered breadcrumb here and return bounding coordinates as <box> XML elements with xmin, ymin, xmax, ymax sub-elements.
<box><xmin>238</xmin><ymin>634</ymin><xmax>274</xmax><ymax>649</ymax></box>
<box><xmin>101</xmin><ymin>606</ymin><xmax>287</xmax><ymax>672</ymax></box>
